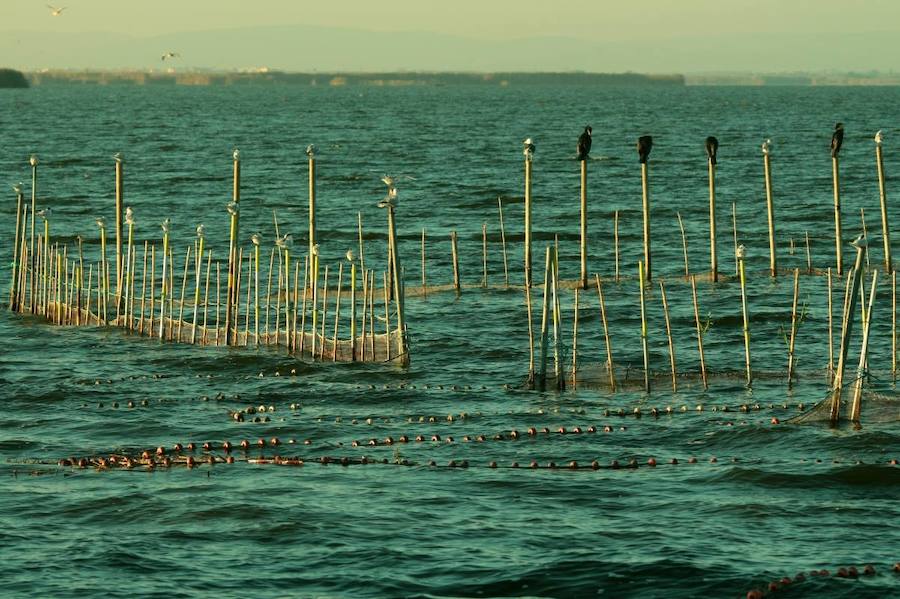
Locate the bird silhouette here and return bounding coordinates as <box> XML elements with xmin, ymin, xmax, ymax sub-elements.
<box><xmin>306</xmin><ymin>144</ymin><xmax>317</xmax><ymax>158</ymax></box>
<box><xmin>346</xmin><ymin>249</ymin><xmax>355</xmax><ymax>262</ymax></box>
<box><xmin>226</xmin><ymin>201</ymin><xmax>239</xmax><ymax>216</ymax></box>
<box><xmin>95</xmin><ymin>217</ymin><xmax>106</xmax><ymax>229</ymax></box>
<box><xmin>637</xmin><ymin>135</ymin><xmax>653</xmax><ymax>163</ymax></box>
<box><xmin>523</xmin><ymin>138</ymin><xmax>535</xmax><ymax>157</ymax></box>
<box><xmin>761</xmin><ymin>139</ymin><xmax>772</xmax><ymax>155</ymax></box>
<box><xmin>576</xmin><ymin>127</ymin><xmax>592</xmax><ymax>161</ymax></box>
<box><xmin>831</xmin><ymin>123</ymin><xmax>844</xmax><ymax>158</ymax></box>
<box><xmin>47</xmin><ymin>5</ymin><xmax>66</xmax><ymax>17</ymax></box>
<box><xmin>29</xmin><ymin>155</ymin><xmax>38</xmax><ymax>167</ymax></box>
<box><xmin>251</xmin><ymin>233</ymin><xmax>261</xmax><ymax>246</ymax></box>
<box><xmin>161</xmin><ymin>52</ymin><xmax>180</xmax><ymax>61</ymax></box>
<box><xmin>196</xmin><ymin>224</ymin><xmax>205</xmax><ymax>238</ymax></box>
<box><xmin>705</xmin><ymin>136</ymin><xmax>719</xmax><ymax>165</ymax></box>
<box><xmin>851</xmin><ymin>234</ymin><xmax>867</xmax><ymax>249</ymax></box>
<box><xmin>875</xmin><ymin>130</ymin><xmax>884</xmax><ymax>146</ymax></box>
<box><xmin>125</xmin><ymin>207</ymin><xmax>135</xmax><ymax>226</ymax></box>
<box><xmin>275</xmin><ymin>234</ymin><xmax>292</xmax><ymax>248</ymax></box>
<box><xmin>37</xmin><ymin>208</ymin><xmax>51</xmax><ymax>220</ymax></box>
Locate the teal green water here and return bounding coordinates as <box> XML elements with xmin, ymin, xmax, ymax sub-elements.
<box><xmin>1</xmin><ymin>84</ymin><xmax>899</xmax><ymax>598</ymax></box>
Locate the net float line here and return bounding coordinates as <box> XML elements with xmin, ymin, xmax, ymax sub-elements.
<box><xmin>744</xmin><ymin>560</ymin><xmax>894</xmax><ymax>598</ymax></box>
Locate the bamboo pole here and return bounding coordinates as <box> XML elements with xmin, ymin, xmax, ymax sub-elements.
<box><xmin>787</xmin><ymin>269</ymin><xmax>801</xmax><ymax>388</ymax></box>
<box><xmin>253</xmin><ymin>240</ymin><xmax>260</xmax><ymax>344</ymax></box>
<box><xmin>689</xmin><ymin>275</ymin><xmax>708</xmax><ymax>389</ymax></box>
<box><xmin>525</xmin><ymin>277</ymin><xmax>535</xmax><ymax>386</ymax></box>
<box><xmin>274</xmin><ymin>253</ymin><xmax>283</xmax><ymax>347</ymax></box>
<box><xmin>827</xmin><ymin>268</ymin><xmax>834</xmax><ymax>384</ymax></box>
<box><xmin>553</xmin><ymin>248</ymin><xmax>565</xmax><ymax>388</ymax></box>
<box><xmin>639</xmin><ymin>260</ymin><xmax>650</xmax><ymax>392</ymax></box>
<box><xmin>660</xmin><ymin>280</ymin><xmax>677</xmax><ymax>391</ymax></box>
<box><xmin>382</xmin><ymin>271</ymin><xmax>390</xmax><ymax>361</ymax></box>
<box><xmin>498</xmin><ymin>197</ymin><xmax>509</xmax><ymax>288</ymax></box>
<box><xmin>639</xmin><ymin>135</ymin><xmax>653</xmax><ymax>281</ymax></box>
<box><xmin>677</xmin><ymin>212</ymin><xmax>689</xmax><ymax>277</ymax></box>
<box><xmin>148</xmin><ymin>246</ymin><xmax>155</xmax><ymax>333</ymax></box>
<box><xmin>114</xmin><ymin>154</ymin><xmax>124</xmax><ymax>304</ymax></box>
<box><xmin>571</xmin><ymin>287</ymin><xmax>579</xmax><ymax>388</ymax></box>
<box><xmin>215</xmin><ymin>262</ymin><xmax>221</xmax><ymax>346</ymax></box>
<box><xmin>451</xmin><ymin>231</ymin><xmax>460</xmax><ymax>294</ymax></box>
<box><xmin>245</xmin><ymin>250</ymin><xmax>254</xmax><ymax>343</ymax></box>
<box><xmin>594</xmin><ymin>274</ymin><xmax>616</xmax><ymax>391</ymax></box>
<box><xmin>350</xmin><ymin>258</ymin><xmax>357</xmax><ymax>360</ymax></box>
<box><xmin>893</xmin><ymin>270</ymin><xmax>897</xmax><ymax>378</ymax></box>
<box><xmin>524</xmin><ymin>141</ymin><xmax>534</xmax><ymax>287</ymax></box>
<box><xmin>307</xmin><ymin>146</ymin><xmax>317</xmax><ymax>261</ymax></box>
<box><xmin>9</xmin><ymin>185</ymin><xmax>23</xmax><ymax>311</ymax></box>
<box><xmin>332</xmin><ymin>262</ymin><xmax>344</xmax><ymax>361</ymax></box>
<box><xmin>421</xmin><ymin>228</ymin><xmax>426</xmax><ymax>296</ymax></box>
<box><xmin>283</xmin><ymin>247</ymin><xmax>291</xmax><ymax>349</ymax></box>
<box><xmin>177</xmin><ymin>245</ymin><xmax>191</xmax><ymax>342</ymax></box>
<box><xmin>158</xmin><ymin>227</ymin><xmax>169</xmax><ymax>339</ymax></box>
<box><xmin>299</xmin><ymin>255</ymin><xmax>310</xmax><ymax>354</ymax></box>
<box><xmin>290</xmin><ymin>257</ymin><xmax>302</xmax><ymax>351</ymax></box>
<box><xmin>833</xmin><ymin>154</ymin><xmax>843</xmax><ymax>276</ymax></box>
<box><xmin>762</xmin><ymin>140</ymin><xmax>777</xmax><ymax>277</ymax></box>
<box><xmin>707</xmin><ymin>137</ymin><xmax>719</xmax><ymax>282</ymax></box>
<box><xmin>537</xmin><ymin>247</ymin><xmax>551</xmax><ymax>390</ymax></box>
<box><xmin>309</xmin><ymin>252</ymin><xmax>317</xmax><ymax>355</ymax></box>
<box><xmin>167</xmin><ymin>248</ymin><xmax>174</xmax><ymax>340</ymax></box>
<box><xmin>732</xmin><ymin>201</ymin><xmax>739</xmax><ymax>276</ymax></box>
<box><xmin>202</xmin><ymin>251</ymin><xmax>211</xmax><ymax>345</ymax></box>
<box><xmin>614</xmin><ymin>210</ymin><xmax>620</xmax><ymax>283</ymax></box>
<box><xmin>225</xmin><ymin>149</ymin><xmax>240</xmax><ymax>345</ymax></box>
<box><xmin>191</xmin><ymin>231</ymin><xmax>205</xmax><ymax>344</ymax></box>
<box><xmin>580</xmin><ymin>158</ymin><xmax>588</xmax><ymax>289</ymax></box>
<box><xmin>861</xmin><ymin>208</ymin><xmax>871</xmax><ymax>271</ymax></box>
<box><xmin>264</xmin><ymin>247</ymin><xmax>275</xmax><ymax>343</ymax></box>
<box><xmin>85</xmin><ymin>263</ymin><xmax>93</xmax><ymax>325</ymax></box>
<box><xmin>28</xmin><ymin>155</ymin><xmax>37</xmax><ymax>314</ymax></box>
<box><xmin>358</xmin><ymin>212</ymin><xmax>366</xmax><ymax>283</ymax></box>
<box><xmin>737</xmin><ymin>245</ymin><xmax>752</xmax><ymax>387</ymax></box>
<box><xmin>482</xmin><ymin>223</ymin><xmax>488</xmax><ymax>288</ymax></box>
<box><xmin>320</xmin><ymin>265</ymin><xmax>329</xmax><ymax>359</ymax></box>
<box><xmin>127</xmin><ymin>248</ymin><xmax>135</xmax><ymax>329</ymax></box>
<box><xmin>386</xmin><ymin>203</ymin><xmax>408</xmax><ymax>364</ymax></box>
<box><xmin>805</xmin><ymin>231</ymin><xmax>812</xmax><ymax>274</ymax></box>
<box><xmin>850</xmin><ymin>270</ymin><xmax>878</xmax><ymax>422</ymax></box>
<box><xmin>875</xmin><ymin>132</ymin><xmax>891</xmax><ymax>272</ymax></box>
<box><xmin>830</xmin><ymin>240</ymin><xmax>866</xmax><ymax>424</ymax></box>
<box><xmin>16</xmin><ymin>206</ymin><xmax>28</xmax><ymax>314</ymax></box>
<box><xmin>360</xmin><ymin>268</ymin><xmax>368</xmax><ymax>361</ymax></box>
<box><xmin>139</xmin><ymin>241</ymin><xmax>148</xmax><ymax>334</ymax></box>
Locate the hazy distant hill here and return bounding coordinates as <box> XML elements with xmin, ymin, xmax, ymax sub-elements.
<box><xmin>2</xmin><ymin>24</ymin><xmax>898</xmax><ymax>72</ymax></box>
<box><xmin>0</xmin><ymin>68</ymin><xmax>28</xmax><ymax>88</ymax></box>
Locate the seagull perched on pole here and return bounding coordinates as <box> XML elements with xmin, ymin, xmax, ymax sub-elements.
<box><xmin>196</xmin><ymin>224</ymin><xmax>205</xmax><ymax>239</ymax></box>
<box><xmin>125</xmin><ymin>207</ymin><xmax>135</xmax><ymax>226</ymax></box>
<box><xmin>523</xmin><ymin>138</ymin><xmax>535</xmax><ymax>158</ymax></box>
<box><xmin>875</xmin><ymin>130</ymin><xmax>884</xmax><ymax>146</ymax></box>
<box><xmin>12</xmin><ymin>183</ymin><xmax>22</xmax><ymax>195</ymax></box>
<box><xmin>851</xmin><ymin>234</ymin><xmax>867</xmax><ymax>250</ymax></box>
<box><xmin>113</xmin><ymin>152</ymin><xmax>124</xmax><ymax>164</ymax></box>
<box><xmin>275</xmin><ymin>233</ymin><xmax>292</xmax><ymax>248</ymax></box>
<box><xmin>95</xmin><ymin>217</ymin><xmax>106</xmax><ymax>230</ymax></box>
<box><xmin>761</xmin><ymin>139</ymin><xmax>772</xmax><ymax>156</ymax></box>
<box><xmin>47</xmin><ymin>5</ymin><xmax>66</xmax><ymax>17</ymax></box>
<box><xmin>576</xmin><ymin>127</ymin><xmax>592</xmax><ymax>161</ymax></box>
<box><xmin>37</xmin><ymin>208</ymin><xmax>51</xmax><ymax>220</ymax></box>
<box><xmin>831</xmin><ymin>123</ymin><xmax>844</xmax><ymax>158</ymax></box>
<box><xmin>346</xmin><ymin>249</ymin><xmax>355</xmax><ymax>262</ymax></box>
<box><xmin>306</xmin><ymin>144</ymin><xmax>316</xmax><ymax>158</ymax></box>
<box><xmin>226</xmin><ymin>201</ymin><xmax>239</xmax><ymax>216</ymax></box>
<box><xmin>250</xmin><ymin>233</ymin><xmax>261</xmax><ymax>246</ymax></box>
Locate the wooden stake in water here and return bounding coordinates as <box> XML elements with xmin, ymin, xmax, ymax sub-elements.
<box><xmin>571</xmin><ymin>287</ymin><xmax>579</xmax><ymax>388</ymax></box>
<box><xmin>614</xmin><ymin>210</ymin><xmax>620</xmax><ymax>283</ymax></box>
<box><xmin>861</xmin><ymin>208</ymin><xmax>871</xmax><ymax>272</ymax></box>
<box><xmin>551</xmin><ymin>248</ymin><xmax>563</xmax><ymax>390</ymax></box>
<box><xmin>524</xmin><ymin>138</ymin><xmax>534</xmax><ymax>287</ymax></box>
<box><xmin>525</xmin><ymin>277</ymin><xmax>535</xmax><ymax>387</ymax></box>
<box><xmin>874</xmin><ymin>131</ymin><xmax>892</xmax><ymax>272</ymax></box>
<box><xmin>537</xmin><ymin>246</ymin><xmax>552</xmax><ymax>390</ymax></box>
<box><xmin>850</xmin><ymin>270</ymin><xmax>878</xmax><ymax>422</ymax></box>
<box><xmin>690</xmin><ymin>275</ymin><xmax>708</xmax><ymax>389</ymax></box>
<box><xmin>638</xmin><ymin>260</ymin><xmax>650</xmax><ymax>392</ymax></box>
<box><xmin>28</xmin><ymin>155</ymin><xmax>38</xmax><ymax>314</ymax></box>
<box><xmin>737</xmin><ymin>245</ymin><xmax>752</xmax><ymax>387</ymax></box>
<box><xmin>593</xmin><ymin>274</ymin><xmax>616</xmax><ymax>391</ymax></box>
<box><xmin>830</xmin><ymin>237</ymin><xmax>866</xmax><ymax>424</ymax></box>
<box><xmin>215</xmin><ymin>262</ymin><xmax>221</xmax><ymax>346</ymax></box>
<box><xmin>139</xmin><ymin>241</ymin><xmax>148</xmax><ymax>334</ymax></box>
<box><xmin>148</xmin><ymin>245</ymin><xmax>155</xmax><ymax>333</ymax></box>
<box><xmin>832</xmin><ymin>124</ymin><xmax>845</xmax><ymax>275</ymax></box>
<box><xmin>805</xmin><ymin>231</ymin><xmax>812</xmax><ymax>274</ymax></box>
<box><xmin>290</xmin><ymin>259</ymin><xmax>300</xmax><ymax>350</ymax></box>
<box><xmin>482</xmin><ymin>223</ymin><xmax>488</xmax><ymax>288</ymax></box>
<box><xmin>177</xmin><ymin>245</ymin><xmax>191</xmax><ymax>342</ymax></box>
<box><xmin>9</xmin><ymin>184</ymin><xmax>24</xmax><ymax>311</ymax></box>
<box><xmin>580</xmin><ymin>157</ymin><xmax>588</xmax><ymax>289</ymax></box>
<box><xmin>307</xmin><ymin>145</ymin><xmax>317</xmax><ymax>261</ymax></box>
<box><xmin>787</xmin><ymin>268</ymin><xmax>801</xmax><ymax>388</ymax></box>
<box><xmin>732</xmin><ymin>201</ymin><xmax>739</xmax><ymax>276</ymax></box>
<box><xmin>827</xmin><ymin>268</ymin><xmax>834</xmax><ymax>383</ymax></box>
<box><xmin>762</xmin><ymin>139</ymin><xmax>777</xmax><ymax>276</ymax></box>
<box><xmin>332</xmin><ymin>262</ymin><xmax>344</xmax><ymax>361</ymax></box>
<box><xmin>158</xmin><ymin>223</ymin><xmax>169</xmax><ymax>339</ymax></box>
<box><xmin>320</xmin><ymin>265</ymin><xmax>329</xmax><ymax>359</ymax></box>
<box><xmin>421</xmin><ymin>228</ymin><xmax>427</xmax><ymax>296</ymax></box>
<box><xmin>191</xmin><ymin>227</ymin><xmax>205</xmax><ymax>344</ymax></box>
<box><xmin>225</xmin><ymin>149</ymin><xmax>241</xmax><ymax>345</ymax></box>
<box><xmin>245</xmin><ymin>250</ymin><xmax>254</xmax><ymax>343</ymax></box>
<box><xmin>893</xmin><ymin>270</ymin><xmax>897</xmax><ymax>378</ymax></box>
<box><xmin>451</xmin><ymin>231</ymin><xmax>460</xmax><ymax>295</ymax></box>
<box><xmin>114</xmin><ymin>153</ymin><xmax>124</xmax><ymax>303</ymax></box>
<box><xmin>638</xmin><ymin>136</ymin><xmax>653</xmax><ymax>281</ymax></box>
<box><xmin>498</xmin><ymin>197</ymin><xmax>509</xmax><ymax>288</ymax></box>
<box><xmin>357</xmin><ymin>212</ymin><xmax>366</xmax><ymax>283</ymax></box>
<box><xmin>706</xmin><ymin>136</ymin><xmax>719</xmax><ymax>282</ymax></box>
<box><xmin>264</xmin><ymin>247</ymin><xmax>275</xmax><ymax>343</ymax></box>
<box><xmin>202</xmin><ymin>251</ymin><xmax>211</xmax><ymax>344</ymax></box>
<box><xmin>349</xmin><ymin>253</ymin><xmax>357</xmax><ymax>360</ymax></box>
<box><xmin>677</xmin><ymin>212</ymin><xmax>689</xmax><ymax>277</ymax></box>
<box><xmin>660</xmin><ymin>280</ymin><xmax>677</xmax><ymax>391</ymax></box>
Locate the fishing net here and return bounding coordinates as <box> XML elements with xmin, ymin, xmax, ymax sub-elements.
<box><xmin>787</xmin><ymin>377</ymin><xmax>900</xmax><ymax>424</ymax></box>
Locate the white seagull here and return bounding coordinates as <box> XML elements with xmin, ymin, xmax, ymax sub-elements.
<box><xmin>37</xmin><ymin>208</ymin><xmax>51</xmax><ymax>220</ymax></box>
<box><xmin>196</xmin><ymin>223</ymin><xmax>204</xmax><ymax>238</ymax></box>
<box><xmin>275</xmin><ymin>233</ymin><xmax>292</xmax><ymax>248</ymax></box>
<box><xmin>226</xmin><ymin>201</ymin><xmax>239</xmax><ymax>216</ymax></box>
<box><xmin>311</xmin><ymin>243</ymin><xmax>320</xmax><ymax>257</ymax></box>
<box><xmin>875</xmin><ymin>130</ymin><xmax>884</xmax><ymax>146</ymax></box>
<box><xmin>47</xmin><ymin>5</ymin><xmax>66</xmax><ymax>17</ymax></box>
<box><xmin>346</xmin><ymin>249</ymin><xmax>355</xmax><ymax>262</ymax></box>
<box><xmin>95</xmin><ymin>217</ymin><xmax>106</xmax><ymax>230</ymax></box>
<box><xmin>161</xmin><ymin>52</ymin><xmax>180</xmax><ymax>62</ymax></box>
<box><xmin>306</xmin><ymin>144</ymin><xmax>316</xmax><ymax>158</ymax></box>
<box><xmin>250</xmin><ymin>233</ymin><xmax>261</xmax><ymax>246</ymax></box>
<box><xmin>125</xmin><ymin>207</ymin><xmax>135</xmax><ymax>226</ymax></box>
<box><xmin>761</xmin><ymin>139</ymin><xmax>772</xmax><ymax>155</ymax></box>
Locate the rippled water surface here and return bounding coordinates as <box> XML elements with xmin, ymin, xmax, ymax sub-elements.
<box><xmin>1</xmin><ymin>84</ymin><xmax>900</xmax><ymax>598</ymax></box>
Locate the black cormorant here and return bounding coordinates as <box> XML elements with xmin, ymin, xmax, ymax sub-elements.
<box><xmin>576</xmin><ymin>126</ymin><xmax>592</xmax><ymax>161</ymax></box>
<box><xmin>637</xmin><ymin>135</ymin><xmax>653</xmax><ymax>164</ymax></box>
<box><xmin>705</xmin><ymin>136</ymin><xmax>719</xmax><ymax>165</ymax></box>
<box><xmin>831</xmin><ymin>123</ymin><xmax>844</xmax><ymax>158</ymax></box>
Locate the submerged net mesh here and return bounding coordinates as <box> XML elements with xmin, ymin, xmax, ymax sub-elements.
<box><xmin>787</xmin><ymin>378</ymin><xmax>900</xmax><ymax>424</ymax></box>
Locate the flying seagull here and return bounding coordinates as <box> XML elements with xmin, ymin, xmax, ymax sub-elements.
<box><xmin>161</xmin><ymin>52</ymin><xmax>180</xmax><ymax>62</ymax></box>
<box><xmin>47</xmin><ymin>5</ymin><xmax>66</xmax><ymax>17</ymax></box>
<box><xmin>576</xmin><ymin>126</ymin><xmax>592</xmax><ymax>161</ymax></box>
<box><xmin>831</xmin><ymin>123</ymin><xmax>844</xmax><ymax>158</ymax></box>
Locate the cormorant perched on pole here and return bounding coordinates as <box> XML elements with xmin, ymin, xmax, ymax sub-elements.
<box><xmin>576</xmin><ymin>126</ymin><xmax>592</xmax><ymax>161</ymax></box>
<box><xmin>831</xmin><ymin>123</ymin><xmax>844</xmax><ymax>158</ymax></box>
<box><xmin>705</xmin><ymin>136</ymin><xmax>719</xmax><ymax>165</ymax></box>
<box><xmin>637</xmin><ymin>135</ymin><xmax>653</xmax><ymax>163</ymax></box>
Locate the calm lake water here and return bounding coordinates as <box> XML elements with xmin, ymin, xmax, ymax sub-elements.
<box><xmin>1</xmin><ymin>83</ymin><xmax>899</xmax><ymax>598</ymax></box>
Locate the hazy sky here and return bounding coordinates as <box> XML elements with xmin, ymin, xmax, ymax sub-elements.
<box><xmin>2</xmin><ymin>1</ymin><xmax>898</xmax><ymax>71</ymax></box>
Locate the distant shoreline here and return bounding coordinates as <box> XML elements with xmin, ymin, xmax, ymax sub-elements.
<box><xmin>24</xmin><ymin>70</ymin><xmax>684</xmax><ymax>87</ymax></box>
